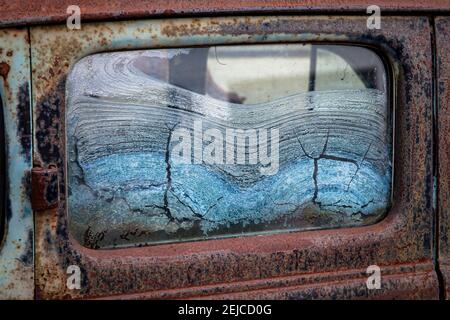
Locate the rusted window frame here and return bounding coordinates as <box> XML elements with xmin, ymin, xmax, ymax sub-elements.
<box><xmin>436</xmin><ymin>16</ymin><xmax>450</xmax><ymax>300</ymax></box>
<box><xmin>31</xmin><ymin>16</ymin><xmax>435</xmax><ymax>299</ymax></box>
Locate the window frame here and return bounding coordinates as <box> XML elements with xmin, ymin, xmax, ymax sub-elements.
<box><xmin>436</xmin><ymin>16</ymin><xmax>450</xmax><ymax>299</ymax></box>
<box><xmin>31</xmin><ymin>16</ymin><xmax>436</xmax><ymax>299</ymax></box>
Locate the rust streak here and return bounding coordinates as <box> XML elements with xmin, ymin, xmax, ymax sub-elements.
<box><xmin>0</xmin><ymin>62</ymin><xmax>10</xmax><ymax>80</ymax></box>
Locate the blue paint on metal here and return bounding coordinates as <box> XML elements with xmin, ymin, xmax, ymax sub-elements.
<box><xmin>0</xmin><ymin>29</ymin><xmax>34</xmax><ymax>299</ymax></box>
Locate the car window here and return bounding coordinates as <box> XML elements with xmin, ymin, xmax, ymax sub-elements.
<box><xmin>66</xmin><ymin>44</ymin><xmax>390</xmax><ymax>249</ymax></box>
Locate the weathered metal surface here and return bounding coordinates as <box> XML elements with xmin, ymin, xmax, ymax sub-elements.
<box><xmin>0</xmin><ymin>29</ymin><xmax>33</xmax><ymax>299</ymax></box>
<box><xmin>99</xmin><ymin>262</ymin><xmax>436</xmax><ymax>299</ymax></box>
<box><xmin>1</xmin><ymin>0</ymin><xmax>450</xmax><ymax>28</ymax></box>
<box><xmin>436</xmin><ymin>16</ymin><xmax>450</xmax><ymax>300</ymax></box>
<box><xmin>31</xmin><ymin>166</ymin><xmax>59</xmax><ymax>211</ymax></box>
<box><xmin>31</xmin><ymin>16</ymin><xmax>435</xmax><ymax>299</ymax></box>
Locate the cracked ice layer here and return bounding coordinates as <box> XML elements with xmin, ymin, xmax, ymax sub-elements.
<box><xmin>66</xmin><ymin>50</ymin><xmax>391</xmax><ymax>249</ymax></box>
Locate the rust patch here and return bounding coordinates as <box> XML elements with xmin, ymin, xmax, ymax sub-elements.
<box><xmin>17</xmin><ymin>83</ymin><xmax>31</xmax><ymax>158</ymax></box>
<box><xmin>0</xmin><ymin>62</ymin><xmax>10</xmax><ymax>80</ymax></box>
<box><xmin>436</xmin><ymin>17</ymin><xmax>450</xmax><ymax>299</ymax></box>
<box><xmin>31</xmin><ymin>166</ymin><xmax>59</xmax><ymax>211</ymax></box>
<box><xmin>35</xmin><ymin>83</ymin><xmax>63</xmax><ymax>166</ymax></box>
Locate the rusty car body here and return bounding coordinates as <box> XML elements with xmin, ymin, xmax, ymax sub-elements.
<box><xmin>0</xmin><ymin>0</ymin><xmax>450</xmax><ymax>300</ymax></box>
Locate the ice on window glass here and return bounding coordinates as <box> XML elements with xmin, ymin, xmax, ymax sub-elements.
<box><xmin>66</xmin><ymin>44</ymin><xmax>391</xmax><ymax>249</ymax></box>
